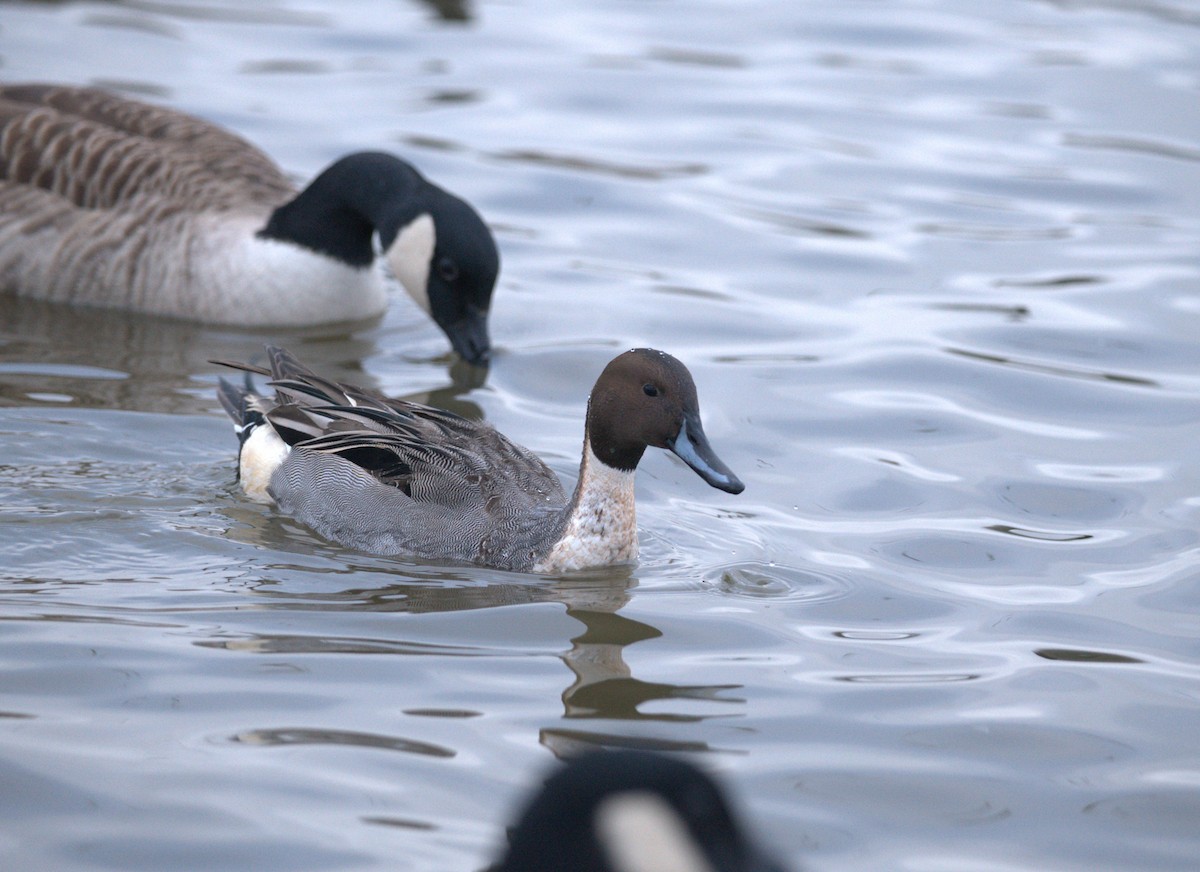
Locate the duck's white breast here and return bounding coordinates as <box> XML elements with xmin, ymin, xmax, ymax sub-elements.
<box><xmin>533</xmin><ymin>445</ymin><xmax>638</xmax><ymax>573</ymax></box>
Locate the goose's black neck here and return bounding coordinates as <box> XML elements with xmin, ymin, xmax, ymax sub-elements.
<box><xmin>258</xmin><ymin>151</ymin><xmax>426</xmax><ymax>267</ymax></box>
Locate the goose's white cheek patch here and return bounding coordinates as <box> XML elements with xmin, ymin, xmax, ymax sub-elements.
<box><xmin>594</xmin><ymin>792</ymin><xmax>717</xmax><ymax>872</ymax></box>
<box><xmin>386</xmin><ymin>212</ymin><xmax>436</xmax><ymax>314</ymax></box>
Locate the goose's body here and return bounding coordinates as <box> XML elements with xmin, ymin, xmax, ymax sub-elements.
<box><xmin>216</xmin><ymin>346</ymin><xmax>743</xmax><ymax>573</ymax></box>
<box><xmin>0</xmin><ymin>84</ymin><xmax>498</xmax><ymax>363</ymax></box>
<box><xmin>494</xmin><ymin>751</ymin><xmax>789</xmax><ymax>872</ymax></box>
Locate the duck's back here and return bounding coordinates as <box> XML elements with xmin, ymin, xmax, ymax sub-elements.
<box><xmin>246</xmin><ymin>351</ymin><xmax>572</xmax><ymax>568</ymax></box>
<box><xmin>274</xmin><ymin>434</ymin><xmax>570</xmax><ymax>569</ymax></box>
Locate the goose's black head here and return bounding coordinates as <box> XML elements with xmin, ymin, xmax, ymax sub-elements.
<box><xmin>382</xmin><ymin>181</ymin><xmax>499</xmax><ymax>368</ymax></box>
<box><xmin>262</xmin><ymin>151</ymin><xmax>499</xmax><ymax>367</ymax></box>
<box><xmin>585</xmin><ymin>349</ymin><xmax>744</xmax><ymax>494</ymax></box>
<box><xmin>492</xmin><ymin>751</ymin><xmax>787</xmax><ymax>872</ymax></box>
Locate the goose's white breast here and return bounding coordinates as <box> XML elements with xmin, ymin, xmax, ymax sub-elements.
<box><xmin>191</xmin><ymin>215</ymin><xmax>390</xmax><ymax>326</ymax></box>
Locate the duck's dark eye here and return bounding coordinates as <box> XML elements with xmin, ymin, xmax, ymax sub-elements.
<box><xmin>437</xmin><ymin>257</ymin><xmax>460</xmax><ymax>282</ymax></box>
<box><xmin>643</xmin><ymin>383</ymin><xmax>659</xmax><ymax>397</ymax></box>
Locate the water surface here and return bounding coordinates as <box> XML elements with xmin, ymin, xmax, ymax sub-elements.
<box><xmin>2</xmin><ymin>1</ymin><xmax>1199</xmax><ymax>870</ymax></box>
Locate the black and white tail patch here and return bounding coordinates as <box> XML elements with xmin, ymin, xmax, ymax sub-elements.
<box><xmin>216</xmin><ymin>375</ymin><xmax>289</xmax><ymax>503</ymax></box>
<box><xmin>218</xmin><ymin>375</ymin><xmax>267</xmax><ymax>448</ymax></box>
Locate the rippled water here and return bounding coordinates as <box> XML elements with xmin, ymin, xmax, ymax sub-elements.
<box><xmin>2</xmin><ymin>1</ymin><xmax>1199</xmax><ymax>870</ymax></box>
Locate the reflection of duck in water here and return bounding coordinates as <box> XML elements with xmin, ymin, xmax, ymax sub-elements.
<box><xmin>216</xmin><ymin>346</ymin><xmax>743</xmax><ymax>572</ymax></box>
<box><xmin>548</xmin><ymin>604</ymin><xmax>742</xmax><ymax>734</ymax></box>
<box><xmin>0</xmin><ymin>84</ymin><xmax>498</xmax><ymax>365</ymax></box>
<box><xmin>493</xmin><ymin>750</ymin><xmax>789</xmax><ymax>872</ymax></box>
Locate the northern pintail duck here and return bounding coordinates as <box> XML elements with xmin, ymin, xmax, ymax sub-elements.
<box><xmin>0</xmin><ymin>84</ymin><xmax>498</xmax><ymax>364</ymax></box>
<box><xmin>493</xmin><ymin>750</ymin><xmax>789</xmax><ymax>872</ymax></box>
<box><xmin>215</xmin><ymin>346</ymin><xmax>744</xmax><ymax>573</ymax></box>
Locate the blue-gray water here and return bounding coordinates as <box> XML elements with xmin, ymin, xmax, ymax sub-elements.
<box><xmin>2</xmin><ymin>1</ymin><xmax>1199</xmax><ymax>870</ymax></box>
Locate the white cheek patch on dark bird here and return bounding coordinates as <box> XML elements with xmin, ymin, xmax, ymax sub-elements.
<box><xmin>388</xmin><ymin>212</ymin><xmax>436</xmax><ymax>314</ymax></box>
<box><xmin>594</xmin><ymin>791</ymin><xmax>718</xmax><ymax>872</ymax></box>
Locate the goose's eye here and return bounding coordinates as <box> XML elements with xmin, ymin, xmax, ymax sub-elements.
<box><xmin>437</xmin><ymin>257</ymin><xmax>460</xmax><ymax>282</ymax></box>
<box><xmin>643</xmin><ymin>383</ymin><xmax>659</xmax><ymax>397</ymax></box>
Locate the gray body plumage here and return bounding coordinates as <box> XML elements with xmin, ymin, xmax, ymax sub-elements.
<box><xmin>274</xmin><ymin>448</ymin><xmax>569</xmax><ymax>569</ymax></box>
<box><xmin>218</xmin><ymin>348</ymin><xmax>574</xmax><ymax>571</ymax></box>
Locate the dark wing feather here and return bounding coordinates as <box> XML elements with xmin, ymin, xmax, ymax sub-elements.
<box><xmin>281</xmin><ymin>405</ymin><xmax>528</xmax><ymax>505</ymax></box>
<box><xmin>297</xmin><ymin>432</ymin><xmax>415</xmax><ymax>489</ymax></box>
<box><xmin>216</xmin><ymin>346</ymin><xmax>568</xmax><ymax>513</ymax></box>
<box><xmin>209</xmin><ymin>358</ymin><xmax>270</xmax><ymax>378</ymax></box>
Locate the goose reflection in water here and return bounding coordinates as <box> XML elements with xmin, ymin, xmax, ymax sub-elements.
<box><xmin>0</xmin><ymin>295</ymin><xmax>485</xmax><ymax>415</ymax></box>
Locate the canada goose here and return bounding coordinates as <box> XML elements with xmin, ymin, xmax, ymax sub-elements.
<box><xmin>0</xmin><ymin>83</ymin><xmax>499</xmax><ymax>364</ymax></box>
<box><xmin>493</xmin><ymin>750</ymin><xmax>790</xmax><ymax>872</ymax></box>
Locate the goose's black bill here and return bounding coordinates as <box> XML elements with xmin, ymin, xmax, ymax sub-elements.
<box><xmin>440</xmin><ymin>304</ymin><xmax>491</xmax><ymax>367</ymax></box>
